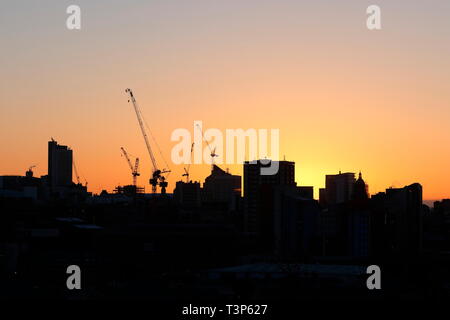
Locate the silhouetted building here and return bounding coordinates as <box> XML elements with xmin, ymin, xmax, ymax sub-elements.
<box><xmin>48</xmin><ymin>139</ymin><xmax>73</xmax><ymax>191</ymax></box>
<box><xmin>203</xmin><ymin>165</ymin><xmax>241</xmax><ymax>210</ymax></box>
<box><xmin>386</xmin><ymin>183</ymin><xmax>423</xmax><ymax>256</ymax></box>
<box><xmin>346</xmin><ymin>172</ymin><xmax>371</xmax><ymax>257</ymax></box>
<box><xmin>433</xmin><ymin>199</ymin><xmax>450</xmax><ymax>229</ymax></box>
<box><xmin>430</xmin><ymin>199</ymin><xmax>450</xmax><ymax>249</ymax></box>
<box><xmin>114</xmin><ymin>185</ymin><xmax>145</xmax><ymax>196</ymax></box>
<box><xmin>371</xmin><ymin>183</ymin><xmax>423</xmax><ymax>257</ymax></box>
<box><xmin>0</xmin><ymin>172</ymin><xmax>42</xmax><ymax>201</ymax></box>
<box><xmin>320</xmin><ymin>207</ymin><xmax>339</xmax><ymax>255</ymax></box>
<box><xmin>320</xmin><ymin>172</ymin><xmax>355</xmax><ymax>205</ymax></box>
<box><xmin>433</xmin><ymin>199</ymin><xmax>450</xmax><ymax>215</ymax></box>
<box><xmin>347</xmin><ymin>209</ymin><xmax>371</xmax><ymax>258</ymax></box>
<box><xmin>273</xmin><ymin>186</ymin><xmax>320</xmax><ymax>259</ymax></box>
<box><xmin>174</xmin><ymin>181</ymin><xmax>201</xmax><ymax>208</ymax></box>
<box><xmin>319</xmin><ymin>188</ymin><xmax>327</xmax><ymax>206</ymax></box>
<box><xmin>297</xmin><ymin>186</ymin><xmax>314</xmax><ymax>199</ymax></box>
<box><xmin>244</xmin><ymin>160</ymin><xmax>296</xmax><ymax>235</ymax></box>
<box><xmin>352</xmin><ymin>172</ymin><xmax>369</xmax><ymax>201</ymax></box>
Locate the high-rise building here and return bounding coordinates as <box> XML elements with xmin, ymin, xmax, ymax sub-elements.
<box><xmin>243</xmin><ymin>160</ymin><xmax>296</xmax><ymax>235</ymax></box>
<box><xmin>321</xmin><ymin>172</ymin><xmax>356</xmax><ymax>205</ymax></box>
<box><xmin>385</xmin><ymin>183</ymin><xmax>423</xmax><ymax>256</ymax></box>
<box><xmin>48</xmin><ymin>139</ymin><xmax>73</xmax><ymax>190</ymax></box>
<box><xmin>273</xmin><ymin>185</ymin><xmax>320</xmax><ymax>259</ymax></box>
<box><xmin>370</xmin><ymin>183</ymin><xmax>423</xmax><ymax>257</ymax></box>
<box><xmin>347</xmin><ymin>172</ymin><xmax>371</xmax><ymax>257</ymax></box>
<box><xmin>347</xmin><ymin>208</ymin><xmax>371</xmax><ymax>258</ymax></box>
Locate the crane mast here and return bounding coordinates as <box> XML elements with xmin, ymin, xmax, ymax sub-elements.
<box><xmin>125</xmin><ymin>88</ymin><xmax>169</xmax><ymax>194</ymax></box>
<box><xmin>121</xmin><ymin>147</ymin><xmax>140</xmax><ymax>186</ymax></box>
<box><xmin>73</xmin><ymin>160</ymin><xmax>81</xmax><ymax>185</ymax></box>
<box><xmin>125</xmin><ymin>89</ymin><xmax>158</xmax><ymax>172</ymax></box>
<box><xmin>196</xmin><ymin>124</ymin><xmax>218</xmax><ymax>171</ymax></box>
<box><xmin>182</xmin><ymin>142</ymin><xmax>194</xmax><ymax>182</ymax></box>
<box><xmin>133</xmin><ymin>158</ymin><xmax>140</xmax><ymax>185</ymax></box>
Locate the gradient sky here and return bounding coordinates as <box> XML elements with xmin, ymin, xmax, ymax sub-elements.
<box><xmin>1</xmin><ymin>0</ymin><xmax>450</xmax><ymax>200</ymax></box>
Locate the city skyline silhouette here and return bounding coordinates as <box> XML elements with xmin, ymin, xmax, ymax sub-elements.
<box><xmin>1</xmin><ymin>0</ymin><xmax>450</xmax><ymax>304</ymax></box>
<box><xmin>2</xmin><ymin>1</ymin><xmax>450</xmax><ymax>201</ymax></box>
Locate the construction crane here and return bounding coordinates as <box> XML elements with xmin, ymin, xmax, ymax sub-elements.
<box><xmin>182</xmin><ymin>142</ymin><xmax>194</xmax><ymax>182</ymax></box>
<box><xmin>120</xmin><ymin>147</ymin><xmax>140</xmax><ymax>186</ymax></box>
<box><xmin>125</xmin><ymin>88</ymin><xmax>170</xmax><ymax>194</ymax></box>
<box><xmin>72</xmin><ymin>158</ymin><xmax>88</xmax><ymax>187</ymax></box>
<box><xmin>196</xmin><ymin>123</ymin><xmax>218</xmax><ymax>170</ymax></box>
<box><xmin>26</xmin><ymin>165</ymin><xmax>36</xmax><ymax>178</ymax></box>
<box><xmin>72</xmin><ymin>159</ymin><xmax>81</xmax><ymax>185</ymax></box>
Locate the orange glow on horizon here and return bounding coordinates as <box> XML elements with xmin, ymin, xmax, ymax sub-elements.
<box><xmin>1</xmin><ymin>1</ymin><xmax>449</xmax><ymax>201</ymax></box>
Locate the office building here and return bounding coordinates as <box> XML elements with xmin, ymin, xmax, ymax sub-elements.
<box><xmin>273</xmin><ymin>185</ymin><xmax>320</xmax><ymax>259</ymax></box>
<box><xmin>385</xmin><ymin>183</ymin><xmax>423</xmax><ymax>256</ymax></box>
<box><xmin>320</xmin><ymin>172</ymin><xmax>356</xmax><ymax>205</ymax></box>
<box><xmin>243</xmin><ymin>160</ymin><xmax>296</xmax><ymax>239</ymax></box>
<box><xmin>48</xmin><ymin>139</ymin><xmax>73</xmax><ymax>190</ymax></box>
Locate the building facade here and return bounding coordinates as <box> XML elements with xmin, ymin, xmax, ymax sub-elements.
<box><xmin>48</xmin><ymin>139</ymin><xmax>73</xmax><ymax>190</ymax></box>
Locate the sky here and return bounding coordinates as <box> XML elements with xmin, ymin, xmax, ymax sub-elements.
<box><xmin>1</xmin><ymin>0</ymin><xmax>449</xmax><ymax>200</ymax></box>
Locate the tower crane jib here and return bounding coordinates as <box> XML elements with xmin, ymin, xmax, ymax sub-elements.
<box><xmin>125</xmin><ymin>88</ymin><xmax>170</xmax><ymax>194</ymax></box>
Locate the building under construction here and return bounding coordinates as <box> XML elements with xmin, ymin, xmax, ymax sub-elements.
<box><xmin>114</xmin><ymin>185</ymin><xmax>145</xmax><ymax>196</ymax></box>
